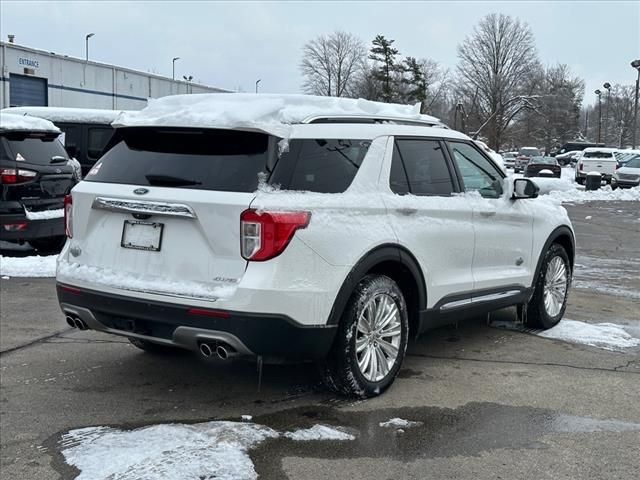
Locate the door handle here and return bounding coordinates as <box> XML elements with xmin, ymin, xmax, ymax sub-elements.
<box><xmin>478</xmin><ymin>211</ymin><xmax>496</xmax><ymax>217</ymax></box>
<box><xmin>396</xmin><ymin>208</ymin><xmax>418</xmax><ymax>216</ymax></box>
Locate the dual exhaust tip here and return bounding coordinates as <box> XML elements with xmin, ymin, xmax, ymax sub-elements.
<box><xmin>199</xmin><ymin>341</ymin><xmax>237</xmax><ymax>361</ymax></box>
<box><xmin>66</xmin><ymin>315</ymin><xmax>88</xmax><ymax>330</ymax></box>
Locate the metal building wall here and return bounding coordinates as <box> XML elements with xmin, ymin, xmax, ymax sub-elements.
<box><xmin>1</xmin><ymin>42</ymin><xmax>228</xmax><ymax>110</ymax></box>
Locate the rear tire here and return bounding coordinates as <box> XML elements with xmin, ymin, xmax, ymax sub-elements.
<box><xmin>526</xmin><ymin>244</ymin><xmax>571</xmax><ymax>329</ymax></box>
<box><xmin>29</xmin><ymin>236</ymin><xmax>66</xmax><ymax>255</ymax></box>
<box><xmin>319</xmin><ymin>275</ymin><xmax>409</xmax><ymax>398</ymax></box>
<box><xmin>128</xmin><ymin>338</ymin><xmax>184</xmax><ymax>355</ymax></box>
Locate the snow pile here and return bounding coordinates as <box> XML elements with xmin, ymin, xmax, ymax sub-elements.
<box><xmin>530</xmin><ymin>177</ymin><xmax>575</xmax><ymax>194</ymax></box>
<box><xmin>0</xmin><ymin>112</ymin><xmax>60</xmax><ymax>133</ymax></box>
<box><xmin>547</xmin><ymin>185</ymin><xmax>640</xmax><ymax>203</ymax></box>
<box><xmin>24</xmin><ymin>208</ymin><xmax>64</xmax><ymax>220</ymax></box>
<box><xmin>284</xmin><ymin>425</ymin><xmax>355</xmax><ymax>441</ymax></box>
<box><xmin>379</xmin><ymin>418</ymin><xmax>423</xmax><ymax>428</ymax></box>
<box><xmin>61</xmin><ymin>422</ymin><xmax>278</xmax><ymax>480</ymax></box>
<box><xmin>57</xmin><ymin>260</ymin><xmax>237</xmax><ymax>300</ymax></box>
<box><xmin>538</xmin><ymin>319</ymin><xmax>640</xmax><ymax>351</ymax></box>
<box><xmin>61</xmin><ymin>421</ymin><xmax>355</xmax><ymax>480</ymax></box>
<box><xmin>114</xmin><ymin>93</ymin><xmax>441</xmax><ymax>138</ymax></box>
<box><xmin>0</xmin><ymin>255</ymin><xmax>57</xmax><ymax>277</ymax></box>
<box><xmin>2</xmin><ymin>106</ymin><xmax>125</xmax><ymax>124</ymax></box>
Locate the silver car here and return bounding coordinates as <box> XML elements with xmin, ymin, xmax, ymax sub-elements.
<box><xmin>612</xmin><ymin>155</ymin><xmax>640</xmax><ymax>189</ymax></box>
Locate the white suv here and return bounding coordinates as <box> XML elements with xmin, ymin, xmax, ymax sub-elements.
<box><xmin>56</xmin><ymin>94</ymin><xmax>575</xmax><ymax>397</ymax></box>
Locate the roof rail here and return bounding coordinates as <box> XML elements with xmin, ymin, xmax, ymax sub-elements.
<box><xmin>301</xmin><ymin>114</ymin><xmax>444</xmax><ymax>127</ymax></box>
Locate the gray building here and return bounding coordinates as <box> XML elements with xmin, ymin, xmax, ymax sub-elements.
<box><xmin>0</xmin><ymin>40</ymin><xmax>228</xmax><ymax>110</ymax></box>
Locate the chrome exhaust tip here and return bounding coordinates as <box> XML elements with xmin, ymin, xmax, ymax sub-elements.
<box><xmin>199</xmin><ymin>343</ymin><xmax>213</xmax><ymax>358</ymax></box>
<box><xmin>216</xmin><ymin>345</ymin><xmax>229</xmax><ymax>360</ymax></box>
<box><xmin>74</xmin><ymin>318</ymin><xmax>88</xmax><ymax>330</ymax></box>
<box><xmin>66</xmin><ymin>316</ymin><xmax>77</xmax><ymax>328</ymax></box>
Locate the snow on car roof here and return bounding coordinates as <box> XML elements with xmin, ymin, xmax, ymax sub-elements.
<box><xmin>2</xmin><ymin>106</ymin><xmax>125</xmax><ymax>124</ymax></box>
<box><xmin>113</xmin><ymin>93</ymin><xmax>443</xmax><ymax>138</ymax></box>
<box><xmin>0</xmin><ymin>112</ymin><xmax>60</xmax><ymax>134</ymax></box>
<box><xmin>582</xmin><ymin>147</ymin><xmax>619</xmax><ymax>153</ymax></box>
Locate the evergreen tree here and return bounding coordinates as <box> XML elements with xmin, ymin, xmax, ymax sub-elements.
<box><xmin>368</xmin><ymin>35</ymin><xmax>400</xmax><ymax>102</ymax></box>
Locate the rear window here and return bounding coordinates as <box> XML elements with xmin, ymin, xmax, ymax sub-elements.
<box><xmin>583</xmin><ymin>151</ymin><xmax>613</xmax><ymax>159</ymax></box>
<box><xmin>87</xmin><ymin>128</ymin><xmax>370</xmax><ymax>193</ymax></box>
<box><xmin>519</xmin><ymin>148</ymin><xmax>540</xmax><ymax>156</ymax></box>
<box><xmin>1</xmin><ymin>133</ymin><xmax>68</xmax><ymax>165</ymax></box>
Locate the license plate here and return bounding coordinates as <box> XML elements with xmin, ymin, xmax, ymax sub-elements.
<box><xmin>121</xmin><ymin>221</ymin><xmax>164</xmax><ymax>251</ymax></box>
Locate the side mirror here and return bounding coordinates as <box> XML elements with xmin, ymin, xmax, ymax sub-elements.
<box><xmin>65</xmin><ymin>143</ymin><xmax>78</xmax><ymax>158</ymax></box>
<box><xmin>512</xmin><ymin>178</ymin><xmax>539</xmax><ymax>200</ymax></box>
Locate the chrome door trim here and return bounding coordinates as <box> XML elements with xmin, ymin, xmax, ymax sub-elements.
<box><xmin>440</xmin><ymin>289</ymin><xmax>522</xmax><ymax>311</ymax></box>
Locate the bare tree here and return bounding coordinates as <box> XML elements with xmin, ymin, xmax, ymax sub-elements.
<box><xmin>300</xmin><ymin>31</ymin><xmax>366</xmax><ymax>97</ymax></box>
<box><xmin>456</xmin><ymin>13</ymin><xmax>539</xmax><ymax>150</ymax></box>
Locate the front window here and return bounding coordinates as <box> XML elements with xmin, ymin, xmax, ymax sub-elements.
<box><xmin>449</xmin><ymin>141</ymin><xmax>504</xmax><ymax>198</ymax></box>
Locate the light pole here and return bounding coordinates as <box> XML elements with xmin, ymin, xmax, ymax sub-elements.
<box><xmin>255</xmin><ymin>79</ymin><xmax>261</xmax><ymax>93</ymax></box>
<box><xmin>603</xmin><ymin>82</ymin><xmax>611</xmax><ymax>144</ymax></box>
<box><xmin>85</xmin><ymin>33</ymin><xmax>95</xmax><ymax>62</ymax></box>
<box><xmin>632</xmin><ymin>60</ymin><xmax>640</xmax><ymax>149</ymax></box>
<box><xmin>172</xmin><ymin>57</ymin><xmax>180</xmax><ymax>80</ymax></box>
<box><xmin>595</xmin><ymin>89</ymin><xmax>602</xmax><ymax>144</ymax></box>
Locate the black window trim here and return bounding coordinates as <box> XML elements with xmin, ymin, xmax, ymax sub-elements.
<box><xmin>444</xmin><ymin>140</ymin><xmax>506</xmax><ymax>195</ymax></box>
<box><xmin>390</xmin><ymin>135</ymin><xmax>462</xmax><ymax>196</ymax></box>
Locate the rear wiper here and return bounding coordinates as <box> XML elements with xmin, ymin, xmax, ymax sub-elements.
<box><xmin>50</xmin><ymin>156</ymin><xmax>68</xmax><ymax>164</ymax></box>
<box><xmin>145</xmin><ymin>174</ymin><xmax>202</xmax><ymax>187</ymax></box>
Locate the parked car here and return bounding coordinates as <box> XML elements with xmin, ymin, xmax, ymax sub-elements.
<box><xmin>502</xmin><ymin>151</ymin><xmax>517</xmax><ymax>169</ymax></box>
<box><xmin>524</xmin><ymin>156</ymin><xmax>561</xmax><ymax>178</ymax></box>
<box><xmin>1</xmin><ymin>107</ymin><xmax>125</xmax><ymax>176</ymax></box>
<box><xmin>0</xmin><ymin>113</ymin><xmax>77</xmax><ymax>253</ymax></box>
<box><xmin>611</xmin><ymin>155</ymin><xmax>640</xmax><ymax>189</ymax></box>
<box><xmin>56</xmin><ymin>94</ymin><xmax>575</xmax><ymax>397</ymax></box>
<box><xmin>613</xmin><ymin>150</ymin><xmax>640</xmax><ymax>168</ymax></box>
<box><xmin>552</xmin><ymin>141</ymin><xmax>605</xmax><ymax>159</ymax></box>
<box><xmin>574</xmin><ymin>147</ymin><xmax>618</xmax><ymax>185</ymax></box>
<box><xmin>514</xmin><ymin>147</ymin><xmax>541</xmax><ymax>173</ymax></box>
<box><xmin>555</xmin><ymin>150</ymin><xmax>581</xmax><ymax>166</ymax></box>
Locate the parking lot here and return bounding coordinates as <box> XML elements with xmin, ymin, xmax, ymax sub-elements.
<box><xmin>1</xmin><ymin>200</ymin><xmax>639</xmax><ymax>480</ymax></box>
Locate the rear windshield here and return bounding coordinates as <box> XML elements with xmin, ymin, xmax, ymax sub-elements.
<box><xmin>86</xmin><ymin>128</ymin><xmax>370</xmax><ymax>193</ymax></box>
<box><xmin>519</xmin><ymin>148</ymin><xmax>540</xmax><ymax>156</ymax></box>
<box><xmin>1</xmin><ymin>133</ymin><xmax>68</xmax><ymax>165</ymax></box>
<box><xmin>583</xmin><ymin>151</ymin><xmax>613</xmax><ymax>159</ymax></box>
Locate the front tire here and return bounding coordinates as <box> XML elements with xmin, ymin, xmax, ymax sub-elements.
<box><xmin>319</xmin><ymin>275</ymin><xmax>409</xmax><ymax>397</ymax></box>
<box><xmin>526</xmin><ymin>244</ymin><xmax>571</xmax><ymax>329</ymax></box>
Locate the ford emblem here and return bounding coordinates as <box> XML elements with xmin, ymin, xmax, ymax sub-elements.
<box><xmin>133</xmin><ymin>188</ymin><xmax>149</xmax><ymax>195</ymax></box>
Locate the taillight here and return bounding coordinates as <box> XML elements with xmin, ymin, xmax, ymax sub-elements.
<box><xmin>64</xmin><ymin>195</ymin><xmax>73</xmax><ymax>238</ymax></box>
<box><xmin>240</xmin><ymin>209</ymin><xmax>311</xmax><ymax>261</ymax></box>
<box><xmin>0</xmin><ymin>168</ymin><xmax>37</xmax><ymax>185</ymax></box>
<box><xmin>578</xmin><ymin>163</ymin><xmax>583</xmax><ymax>171</ymax></box>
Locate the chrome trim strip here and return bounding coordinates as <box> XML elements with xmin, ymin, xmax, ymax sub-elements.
<box><xmin>301</xmin><ymin>114</ymin><xmax>440</xmax><ymax>126</ymax></box>
<box><xmin>92</xmin><ymin>197</ymin><xmax>196</xmax><ymax>218</ymax></box>
<box><xmin>440</xmin><ymin>289</ymin><xmax>522</xmax><ymax>311</ymax></box>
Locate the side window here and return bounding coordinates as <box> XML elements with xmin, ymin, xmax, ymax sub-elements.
<box><xmin>390</xmin><ymin>139</ymin><xmax>454</xmax><ymax>196</ymax></box>
<box><xmin>59</xmin><ymin>124</ymin><xmax>82</xmax><ymax>153</ymax></box>
<box><xmin>389</xmin><ymin>142</ymin><xmax>410</xmax><ymax>195</ymax></box>
<box><xmin>87</xmin><ymin>127</ymin><xmax>115</xmax><ymax>160</ymax></box>
<box><xmin>448</xmin><ymin>142</ymin><xmax>504</xmax><ymax>198</ymax></box>
<box><xmin>270</xmin><ymin>139</ymin><xmax>371</xmax><ymax>193</ymax></box>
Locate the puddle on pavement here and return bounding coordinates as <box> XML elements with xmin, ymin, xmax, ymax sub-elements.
<box><xmin>248</xmin><ymin>402</ymin><xmax>640</xmax><ymax>478</ymax></box>
<box><xmin>48</xmin><ymin>401</ymin><xmax>640</xmax><ymax>480</ymax></box>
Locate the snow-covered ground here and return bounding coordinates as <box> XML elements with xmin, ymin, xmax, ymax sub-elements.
<box><xmin>538</xmin><ymin>319</ymin><xmax>640</xmax><ymax>351</ymax></box>
<box><xmin>61</xmin><ymin>421</ymin><xmax>355</xmax><ymax>480</ymax></box>
<box><xmin>0</xmin><ymin>255</ymin><xmax>57</xmax><ymax>278</ymax></box>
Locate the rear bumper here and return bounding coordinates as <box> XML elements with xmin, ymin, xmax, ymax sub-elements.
<box><xmin>0</xmin><ymin>213</ymin><xmax>65</xmax><ymax>241</ymax></box>
<box><xmin>575</xmin><ymin>171</ymin><xmax>612</xmax><ymax>180</ymax></box>
<box><xmin>611</xmin><ymin>178</ymin><xmax>640</xmax><ymax>188</ymax></box>
<box><xmin>57</xmin><ymin>283</ymin><xmax>337</xmax><ymax>359</ymax></box>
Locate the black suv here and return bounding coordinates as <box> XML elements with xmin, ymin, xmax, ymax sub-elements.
<box><xmin>1</xmin><ymin>114</ymin><xmax>77</xmax><ymax>253</ymax></box>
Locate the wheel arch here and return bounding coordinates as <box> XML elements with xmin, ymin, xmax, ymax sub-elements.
<box><xmin>531</xmin><ymin>225</ymin><xmax>575</xmax><ymax>291</ymax></box>
<box><xmin>326</xmin><ymin>244</ymin><xmax>427</xmax><ymax>338</ymax></box>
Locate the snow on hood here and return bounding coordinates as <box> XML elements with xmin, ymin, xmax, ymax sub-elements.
<box><xmin>2</xmin><ymin>106</ymin><xmax>126</xmax><ymax>124</ymax></box>
<box><xmin>0</xmin><ymin>112</ymin><xmax>60</xmax><ymax>134</ymax></box>
<box><xmin>113</xmin><ymin>93</ymin><xmax>442</xmax><ymax>138</ymax></box>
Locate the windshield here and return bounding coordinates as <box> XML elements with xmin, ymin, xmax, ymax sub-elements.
<box><xmin>530</xmin><ymin>156</ymin><xmax>555</xmax><ymax>164</ymax></box>
<box><xmin>583</xmin><ymin>150</ymin><xmax>613</xmax><ymax>159</ymax></box>
<box><xmin>519</xmin><ymin>147</ymin><xmax>540</xmax><ymax>156</ymax></box>
<box><xmin>623</xmin><ymin>157</ymin><xmax>640</xmax><ymax>168</ymax></box>
<box><xmin>1</xmin><ymin>133</ymin><xmax>68</xmax><ymax>165</ymax></box>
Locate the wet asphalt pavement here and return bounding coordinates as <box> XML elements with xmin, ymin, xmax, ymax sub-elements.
<box><xmin>1</xmin><ymin>200</ymin><xmax>639</xmax><ymax>479</ymax></box>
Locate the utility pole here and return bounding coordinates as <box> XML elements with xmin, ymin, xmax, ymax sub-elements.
<box><xmin>255</xmin><ymin>79</ymin><xmax>261</xmax><ymax>93</ymax></box>
<box><xmin>85</xmin><ymin>33</ymin><xmax>95</xmax><ymax>62</ymax></box>
<box><xmin>594</xmin><ymin>90</ymin><xmax>602</xmax><ymax>143</ymax></box>
<box><xmin>172</xmin><ymin>57</ymin><xmax>180</xmax><ymax>80</ymax></box>
<box><xmin>631</xmin><ymin>60</ymin><xmax>640</xmax><ymax>149</ymax></box>
<box><xmin>603</xmin><ymin>82</ymin><xmax>611</xmax><ymax>144</ymax></box>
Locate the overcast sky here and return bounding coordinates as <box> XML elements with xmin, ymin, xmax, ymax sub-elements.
<box><xmin>2</xmin><ymin>1</ymin><xmax>638</xmax><ymax>107</ymax></box>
